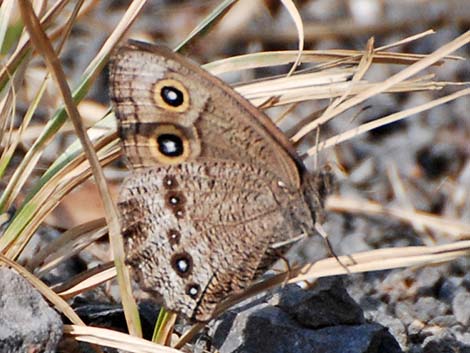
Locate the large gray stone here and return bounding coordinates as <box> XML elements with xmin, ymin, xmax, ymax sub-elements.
<box><xmin>210</xmin><ymin>279</ymin><xmax>402</xmax><ymax>353</ymax></box>
<box><xmin>0</xmin><ymin>267</ymin><xmax>63</xmax><ymax>353</ymax></box>
<box><xmin>275</xmin><ymin>278</ymin><xmax>365</xmax><ymax>328</ymax></box>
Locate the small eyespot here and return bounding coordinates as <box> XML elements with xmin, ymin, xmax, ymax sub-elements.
<box><xmin>167</xmin><ymin>229</ymin><xmax>181</xmax><ymax>246</ymax></box>
<box><xmin>163</xmin><ymin>175</ymin><xmax>178</xmax><ymax>189</ymax></box>
<box><xmin>186</xmin><ymin>284</ymin><xmax>200</xmax><ymax>299</ymax></box>
<box><xmin>161</xmin><ymin>86</ymin><xmax>184</xmax><ymax>107</ymax></box>
<box><xmin>175</xmin><ymin>210</ymin><xmax>184</xmax><ymax>219</ymax></box>
<box><xmin>171</xmin><ymin>252</ymin><xmax>192</xmax><ymax>277</ymax></box>
<box><xmin>165</xmin><ymin>192</ymin><xmax>185</xmax><ymax>208</ymax></box>
<box><xmin>157</xmin><ymin>134</ymin><xmax>184</xmax><ymax>157</ymax></box>
<box><xmin>169</xmin><ymin>196</ymin><xmax>179</xmax><ymax>205</ymax></box>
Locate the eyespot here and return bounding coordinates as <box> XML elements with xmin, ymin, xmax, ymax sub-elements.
<box><xmin>148</xmin><ymin>124</ymin><xmax>190</xmax><ymax>164</ymax></box>
<box><xmin>163</xmin><ymin>175</ymin><xmax>178</xmax><ymax>189</ymax></box>
<box><xmin>167</xmin><ymin>229</ymin><xmax>181</xmax><ymax>246</ymax></box>
<box><xmin>166</xmin><ymin>191</ymin><xmax>185</xmax><ymax>207</ymax></box>
<box><xmin>153</xmin><ymin>79</ymin><xmax>189</xmax><ymax>112</ymax></box>
<box><xmin>186</xmin><ymin>283</ymin><xmax>200</xmax><ymax>299</ymax></box>
<box><xmin>171</xmin><ymin>252</ymin><xmax>193</xmax><ymax>277</ymax></box>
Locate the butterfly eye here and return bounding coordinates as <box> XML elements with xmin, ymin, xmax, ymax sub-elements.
<box><xmin>153</xmin><ymin>79</ymin><xmax>189</xmax><ymax>112</ymax></box>
<box><xmin>157</xmin><ymin>134</ymin><xmax>183</xmax><ymax>157</ymax></box>
<box><xmin>161</xmin><ymin>86</ymin><xmax>184</xmax><ymax>107</ymax></box>
<box><xmin>186</xmin><ymin>284</ymin><xmax>200</xmax><ymax>299</ymax></box>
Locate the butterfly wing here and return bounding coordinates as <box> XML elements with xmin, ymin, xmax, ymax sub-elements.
<box><xmin>109</xmin><ymin>40</ymin><xmax>302</xmax><ymax>188</ymax></box>
<box><xmin>110</xmin><ymin>40</ymin><xmax>320</xmax><ymax>321</ymax></box>
<box><xmin>118</xmin><ymin>161</ymin><xmax>311</xmax><ymax>321</ymax></box>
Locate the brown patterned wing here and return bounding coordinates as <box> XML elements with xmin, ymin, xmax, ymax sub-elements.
<box><xmin>118</xmin><ymin>160</ymin><xmax>313</xmax><ymax>321</ymax></box>
<box><xmin>109</xmin><ymin>40</ymin><xmax>302</xmax><ymax>188</ymax></box>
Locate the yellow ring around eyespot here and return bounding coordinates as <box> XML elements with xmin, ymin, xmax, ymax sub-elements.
<box><xmin>148</xmin><ymin>124</ymin><xmax>191</xmax><ymax>164</ymax></box>
<box><xmin>153</xmin><ymin>79</ymin><xmax>190</xmax><ymax>113</ymax></box>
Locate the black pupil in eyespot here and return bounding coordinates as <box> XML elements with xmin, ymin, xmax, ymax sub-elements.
<box><xmin>161</xmin><ymin>86</ymin><xmax>184</xmax><ymax>107</ymax></box>
<box><xmin>157</xmin><ymin>134</ymin><xmax>183</xmax><ymax>157</ymax></box>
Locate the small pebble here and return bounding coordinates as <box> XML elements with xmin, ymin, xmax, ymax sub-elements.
<box><xmin>452</xmin><ymin>291</ymin><xmax>470</xmax><ymax>326</ymax></box>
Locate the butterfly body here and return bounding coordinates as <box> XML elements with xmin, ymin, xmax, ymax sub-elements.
<box><xmin>110</xmin><ymin>40</ymin><xmax>331</xmax><ymax>322</ymax></box>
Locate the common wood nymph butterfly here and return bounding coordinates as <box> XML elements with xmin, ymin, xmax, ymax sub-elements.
<box><xmin>109</xmin><ymin>40</ymin><xmax>331</xmax><ymax>322</ymax></box>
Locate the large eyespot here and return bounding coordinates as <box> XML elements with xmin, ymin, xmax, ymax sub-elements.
<box><xmin>171</xmin><ymin>252</ymin><xmax>193</xmax><ymax>278</ymax></box>
<box><xmin>153</xmin><ymin>79</ymin><xmax>189</xmax><ymax>112</ymax></box>
<box><xmin>148</xmin><ymin>124</ymin><xmax>190</xmax><ymax>164</ymax></box>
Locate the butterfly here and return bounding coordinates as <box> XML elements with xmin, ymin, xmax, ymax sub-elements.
<box><xmin>109</xmin><ymin>40</ymin><xmax>331</xmax><ymax>322</ymax></box>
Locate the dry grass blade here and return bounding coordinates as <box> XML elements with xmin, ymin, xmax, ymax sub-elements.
<box><xmin>0</xmin><ymin>1</ymin><xmax>15</xmax><ymax>49</ymax></box>
<box><xmin>0</xmin><ymin>75</ymin><xmax>45</xmax><ymax>182</ymax></box>
<box><xmin>326</xmin><ymin>195</ymin><xmax>470</xmax><ymax>239</ymax></box>
<box><xmin>1</xmin><ymin>0</ymin><xmax>148</xmax><ymax>216</ymax></box>
<box><xmin>0</xmin><ymin>0</ymin><xmax>83</xmax><ymax>209</ymax></box>
<box><xmin>0</xmin><ymin>0</ymin><xmax>69</xmax><ymax>92</ymax></box>
<box><xmin>236</xmin><ymin>68</ymin><xmax>355</xmax><ymax>103</ymax></box>
<box><xmin>1</xmin><ymin>137</ymin><xmax>118</xmax><ymax>259</ymax></box>
<box><xmin>0</xmin><ymin>254</ymin><xmax>85</xmax><ymax>325</ymax></box>
<box><xmin>18</xmin><ymin>0</ymin><xmax>141</xmax><ymax>337</ymax></box>
<box><xmin>309</xmin><ymin>37</ymin><xmax>374</xmax><ymax>141</ymax></box>
<box><xmin>280</xmin><ymin>0</ymin><xmax>304</xmax><ymax>76</ymax></box>
<box><xmin>0</xmin><ymin>84</ymin><xmax>15</xmax><ymax>168</ymax></box>
<box><xmin>205</xmin><ymin>49</ymin><xmax>459</xmax><ymax>76</ymax></box>
<box><xmin>34</xmin><ymin>220</ymin><xmax>108</xmax><ymax>277</ymax></box>
<box><xmin>289</xmin><ymin>240</ymin><xmax>470</xmax><ymax>283</ymax></box>
<box><xmin>174</xmin><ymin>0</ymin><xmax>237</xmax><ymax>52</ymax></box>
<box><xmin>204</xmin><ymin>30</ymin><xmax>461</xmax><ymax>76</ymax></box>
<box><xmin>310</xmin><ymin>87</ymin><xmax>470</xmax><ymax>154</ymax></box>
<box><xmin>64</xmin><ymin>325</ymin><xmax>181</xmax><ymax>353</ymax></box>
<box><xmin>240</xmin><ymin>74</ymin><xmax>450</xmax><ymax>107</ymax></box>
<box><xmin>55</xmin><ymin>262</ymin><xmax>115</xmax><ymax>299</ymax></box>
<box><xmin>292</xmin><ymin>30</ymin><xmax>470</xmax><ymax>142</ymax></box>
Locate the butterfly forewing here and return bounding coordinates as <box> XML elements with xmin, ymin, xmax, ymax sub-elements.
<box><xmin>109</xmin><ymin>40</ymin><xmax>301</xmax><ymax>188</ymax></box>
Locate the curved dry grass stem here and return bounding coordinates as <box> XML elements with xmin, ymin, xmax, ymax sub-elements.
<box><xmin>64</xmin><ymin>325</ymin><xmax>180</xmax><ymax>353</ymax></box>
<box><xmin>18</xmin><ymin>0</ymin><xmax>141</xmax><ymax>337</ymax></box>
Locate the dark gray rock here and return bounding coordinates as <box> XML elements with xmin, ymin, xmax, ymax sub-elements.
<box><xmin>0</xmin><ymin>267</ymin><xmax>63</xmax><ymax>353</ymax></box>
<box><xmin>210</xmin><ymin>280</ymin><xmax>402</xmax><ymax>353</ymax></box>
<box><xmin>212</xmin><ymin>305</ymin><xmax>401</xmax><ymax>353</ymax></box>
<box><xmin>275</xmin><ymin>278</ymin><xmax>365</xmax><ymax>328</ymax></box>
